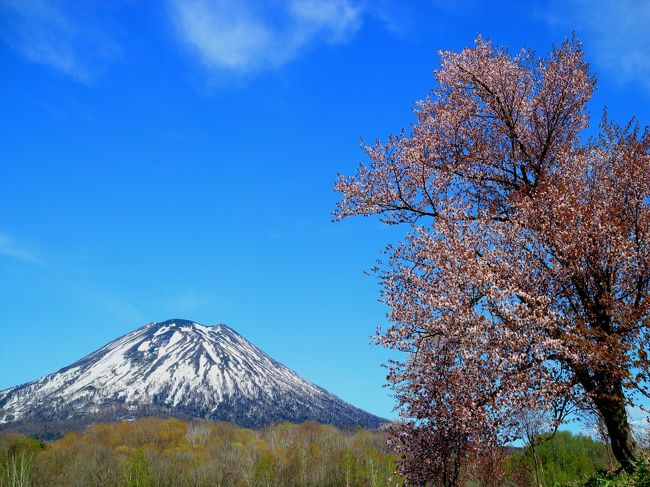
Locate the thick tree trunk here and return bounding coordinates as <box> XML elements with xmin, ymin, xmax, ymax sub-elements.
<box><xmin>591</xmin><ymin>379</ymin><xmax>638</xmax><ymax>472</ymax></box>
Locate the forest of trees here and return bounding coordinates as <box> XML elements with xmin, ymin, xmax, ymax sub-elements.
<box><xmin>1</xmin><ymin>417</ymin><xmax>644</xmax><ymax>487</ymax></box>
<box><xmin>0</xmin><ymin>418</ymin><xmax>398</xmax><ymax>487</ymax></box>
<box><xmin>509</xmin><ymin>431</ymin><xmax>611</xmax><ymax>487</ymax></box>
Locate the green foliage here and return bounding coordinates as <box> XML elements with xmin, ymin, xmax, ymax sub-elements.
<box><xmin>5</xmin><ymin>420</ymin><xmax>632</xmax><ymax>487</ymax></box>
<box><xmin>253</xmin><ymin>449</ymin><xmax>276</xmax><ymax>487</ymax></box>
<box><xmin>124</xmin><ymin>448</ymin><xmax>152</xmax><ymax>487</ymax></box>
<box><xmin>0</xmin><ymin>418</ymin><xmax>402</xmax><ymax>486</ymax></box>
<box><xmin>539</xmin><ymin>431</ymin><xmax>611</xmax><ymax>485</ymax></box>
<box><xmin>506</xmin><ymin>431</ymin><xmax>611</xmax><ymax>486</ymax></box>
<box><xmin>637</xmin><ymin>458</ymin><xmax>650</xmax><ymax>487</ymax></box>
<box><xmin>558</xmin><ymin>455</ymin><xmax>650</xmax><ymax>487</ymax></box>
<box><xmin>0</xmin><ymin>432</ymin><xmax>42</xmax><ymax>487</ymax></box>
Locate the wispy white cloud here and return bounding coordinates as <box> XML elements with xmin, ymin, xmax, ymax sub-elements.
<box><xmin>541</xmin><ymin>0</ymin><xmax>650</xmax><ymax>92</ymax></box>
<box><xmin>99</xmin><ymin>296</ymin><xmax>146</xmax><ymax>325</ymax></box>
<box><xmin>167</xmin><ymin>291</ymin><xmax>207</xmax><ymax>313</ymax></box>
<box><xmin>168</xmin><ymin>0</ymin><xmax>362</xmax><ymax>75</ymax></box>
<box><xmin>0</xmin><ymin>0</ymin><xmax>118</xmax><ymax>83</ymax></box>
<box><xmin>0</xmin><ymin>233</ymin><xmax>44</xmax><ymax>266</ymax></box>
<box><xmin>369</xmin><ymin>0</ymin><xmax>413</xmax><ymax>39</ymax></box>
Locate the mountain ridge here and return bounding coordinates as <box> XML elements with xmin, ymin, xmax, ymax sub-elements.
<box><xmin>0</xmin><ymin>319</ymin><xmax>384</xmax><ymax>434</ymax></box>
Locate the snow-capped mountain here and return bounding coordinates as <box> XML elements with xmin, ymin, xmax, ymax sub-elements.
<box><xmin>0</xmin><ymin>319</ymin><xmax>384</xmax><ymax>431</ymax></box>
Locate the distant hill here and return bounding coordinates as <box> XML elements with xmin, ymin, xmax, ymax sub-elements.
<box><xmin>0</xmin><ymin>319</ymin><xmax>384</xmax><ymax>435</ymax></box>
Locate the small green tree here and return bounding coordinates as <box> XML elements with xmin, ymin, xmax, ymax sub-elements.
<box><xmin>253</xmin><ymin>449</ymin><xmax>276</xmax><ymax>487</ymax></box>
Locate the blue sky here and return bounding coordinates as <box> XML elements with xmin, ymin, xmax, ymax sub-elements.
<box><xmin>1</xmin><ymin>0</ymin><xmax>649</xmax><ymax>422</ymax></box>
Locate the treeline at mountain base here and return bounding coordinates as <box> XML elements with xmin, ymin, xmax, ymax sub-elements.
<box><xmin>1</xmin><ymin>418</ymin><xmax>648</xmax><ymax>487</ymax></box>
<box><xmin>1</xmin><ymin>418</ymin><xmax>398</xmax><ymax>487</ymax></box>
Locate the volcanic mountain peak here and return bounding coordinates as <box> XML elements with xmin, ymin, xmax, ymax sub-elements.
<box><xmin>0</xmin><ymin>319</ymin><xmax>384</xmax><ymax>432</ymax></box>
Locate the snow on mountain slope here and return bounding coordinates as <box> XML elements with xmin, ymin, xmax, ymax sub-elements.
<box><xmin>0</xmin><ymin>319</ymin><xmax>384</xmax><ymax>430</ymax></box>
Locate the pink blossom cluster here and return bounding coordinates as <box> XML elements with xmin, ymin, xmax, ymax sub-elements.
<box><xmin>336</xmin><ymin>36</ymin><xmax>649</xmax><ymax>482</ymax></box>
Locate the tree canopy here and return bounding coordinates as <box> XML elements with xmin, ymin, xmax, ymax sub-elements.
<box><xmin>335</xmin><ymin>36</ymin><xmax>650</xmax><ymax>485</ymax></box>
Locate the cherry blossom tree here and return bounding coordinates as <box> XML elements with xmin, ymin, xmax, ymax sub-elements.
<box><xmin>335</xmin><ymin>36</ymin><xmax>649</xmax><ymax>481</ymax></box>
